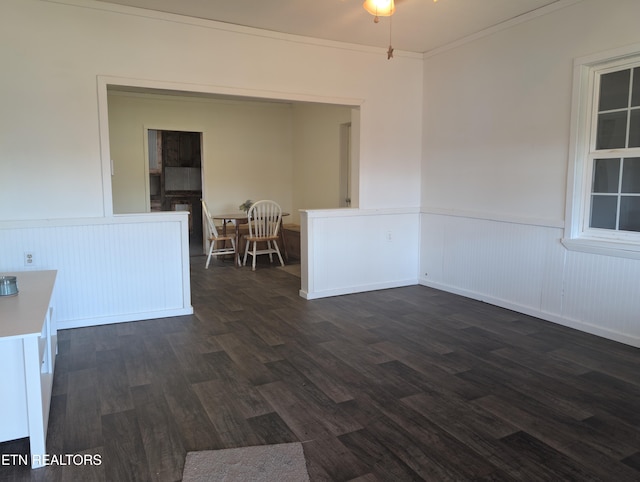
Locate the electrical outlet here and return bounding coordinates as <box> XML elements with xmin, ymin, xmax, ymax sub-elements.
<box><xmin>24</xmin><ymin>251</ymin><xmax>34</xmax><ymax>266</ymax></box>
<box><xmin>386</xmin><ymin>230</ymin><xmax>392</xmax><ymax>241</ymax></box>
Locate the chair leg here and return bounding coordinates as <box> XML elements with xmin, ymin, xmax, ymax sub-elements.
<box><xmin>205</xmin><ymin>241</ymin><xmax>214</xmax><ymax>269</ymax></box>
<box><xmin>273</xmin><ymin>241</ymin><xmax>285</xmax><ymax>267</ymax></box>
<box><xmin>267</xmin><ymin>241</ymin><xmax>274</xmax><ymax>263</ymax></box>
<box><xmin>252</xmin><ymin>242</ymin><xmax>257</xmax><ymax>271</ymax></box>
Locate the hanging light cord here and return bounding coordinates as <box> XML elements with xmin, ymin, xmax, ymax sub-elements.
<box><xmin>387</xmin><ymin>8</ymin><xmax>394</xmax><ymax>59</ymax></box>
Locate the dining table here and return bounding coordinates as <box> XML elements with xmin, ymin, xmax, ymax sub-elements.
<box><xmin>211</xmin><ymin>212</ymin><xmax>290</xmax><ymax>266</ymax></box>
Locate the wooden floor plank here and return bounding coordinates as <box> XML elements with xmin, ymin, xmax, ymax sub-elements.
<box><xmin>129</xmin><ymin>384</ymin><xmax>186</xmax><ymax>482</ymax></box>
<box><xmin>338</xmin><ymin>428</ymin><xmax>427</xmax><ymax>481</ymax></box>
<box><xmin>498</xmin><ymin>431</ymin><xmax>601</xmax><ymax>482</ymax></box>
<box><xmin>101</xmin><ymin>409</ymin><xmax>150</xmax><ymax>482</ymax></box>
<box><xmin>473</xmin><ymin>394</ymin><xmax>640</xmax><ymax>480</ymax></box>
<box><xmin>245</xmin><ymin>412</ymin><xmax>298</xmax><ymax>446</ymax></box>
<box><xmin>62</xmin><ymin>368</ymin><xmax>102</xmax><ymax>455</ymax></box>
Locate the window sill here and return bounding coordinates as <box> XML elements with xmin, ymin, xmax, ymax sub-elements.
<box><xmin>561</xmin><ymin>237</ymin><xmax>640</xmax><ymax>260</ymax></box>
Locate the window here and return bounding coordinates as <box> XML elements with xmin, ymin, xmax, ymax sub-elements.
<box><xmin>590</xmin><ymin>67</ymin><xmax>640</xmax><ymax>232</ymax></box>
<box><xmin>590</xmin><ymin>157</ymin><xmax>640</xmax><ymax>231</ymax></box>
<box><xmin>565</xmin><ymin>46</ymin><xmax>640</xmax><ymax>258</ymax></box>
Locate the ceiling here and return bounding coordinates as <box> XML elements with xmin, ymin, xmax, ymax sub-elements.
<box><xmin>94</xmin><ymin>0</ymin><xmax>569</xmax><ymax>54</ymax></box>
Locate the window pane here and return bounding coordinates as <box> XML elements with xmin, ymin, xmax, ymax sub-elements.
<box><xmin>619</xmin><ymin>196</ymin><xmax>640</xmax><ymax>231</ymax></box>
<box><xmin>632</xmin><ymin>68</ymin><xmax>640</xmax><ymax>107</ymax></box>
<box><xmin>593</xmin><ymin>158</ymin><xmax>620</xmax><ymax>193</ymax></box>
<box><xmin>596</xmin><ymin>111</ymin><xmax>627</xmax><ymax>149</ymax></box>
<box><xmin>590</xmin><ymin>195</ymin><xmax>618</xmax><ymax>229</ymax></box>
<box><xmin>629</xmin><ymin>109</ymin><xmax>640</xmax><ymax>147</ymax></box>
<box><xmin>599</xmin><ymin>69</ymin><xmax>630</xmax><ymax>111</ymax></box>
<box><xmin>622</xmin><ymin>157</ymin><xmax>640</xmax><ymax>193</ymax></box>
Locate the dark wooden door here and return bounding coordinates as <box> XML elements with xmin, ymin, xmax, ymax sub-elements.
<box><xmin>156</xmin><ymin>130</ymin><xmax>203</xmax><ymax>244</ymax></box>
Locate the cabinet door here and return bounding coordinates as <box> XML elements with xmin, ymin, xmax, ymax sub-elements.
<box><xmin>162</xmin><ymin>131</ymin><xmax>201</xmax><ymax>167</ymax></box>
<box><xmin>0</xmin><ymin>338</ymin><xmax>29</xmax><ymax>442</ymax></box>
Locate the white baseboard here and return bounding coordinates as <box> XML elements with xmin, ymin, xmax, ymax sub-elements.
<box><xmin>419</xmin><ymin>278</ymin><xmax>640</xmax><ymax>349</ymax></box>
<box><xmin>300</xmin><ymin>278</ymin><xmax>418</xmax><ymax>300</ymax></box>
<box><xmin>57</xmin><ymin>306</ymin><xmax>194</xmax><ymax>330</ymax></box>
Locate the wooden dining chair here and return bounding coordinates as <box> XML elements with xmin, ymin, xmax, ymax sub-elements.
<box><xmin>201</xmin><ymin>200</ymin><xmax>236</xmax><ymax>269</ymax></box>
<box><xmin>242</xmin><ymin>200</ymin><xmax>285</xmax><ymax>271</ymax></box>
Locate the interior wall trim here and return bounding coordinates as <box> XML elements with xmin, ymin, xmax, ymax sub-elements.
<box><xmin>45</xmin><ymin>0</ymin><xmax>423</xmax><ymax>58</ymax></box>
<box><xmin>422</xmin><ymin>0</ymin><xmax>585</xmax><ymax>58</ymax></box>
<box><xmin>422</xmin><ymin>207</ymin><xmax>565</xmax><ymax>229</ymax></box>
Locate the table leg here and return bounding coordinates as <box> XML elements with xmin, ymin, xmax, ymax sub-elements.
<box><xmin>279</xmin><ymin>221</ymin><xmax>289</xmax><ymax>262</ymax></box>
<box><xmin>221</xmin><ymin>220</ymin><xmax>239</xmax><ymax>267</ymax></box>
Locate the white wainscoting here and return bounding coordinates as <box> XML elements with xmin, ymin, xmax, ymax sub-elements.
<box><xmin>420</xmin><ymin>212</ymin><xmax>640</xmax><ymax>348</ymax></box>
<box><xmin>0</xmin><ymin>213</ymin><xmax>192</xmax><ymax>329</ymax></box>
<box><xmin>300</xmin><ymin>208</ymin><xmax>420</xmax><ymax>300</ymax></box>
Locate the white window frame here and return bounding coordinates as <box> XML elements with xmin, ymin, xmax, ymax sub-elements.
<box><xmin>563</xmin><ymin>43</ymin><xmax>640</xmax><ymax>260</ymax></box>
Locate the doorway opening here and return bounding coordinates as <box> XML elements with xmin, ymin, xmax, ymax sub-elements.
<box><xmin>147</xmin><ymin>129</ymin><xmax>203</xmax><ymax>256</ymax></box>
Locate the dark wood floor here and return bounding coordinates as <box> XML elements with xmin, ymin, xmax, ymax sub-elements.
<box><xmin>2</xmin><ymin>256</ymin><xmax>640</xmax><ymax>481</ymax></box>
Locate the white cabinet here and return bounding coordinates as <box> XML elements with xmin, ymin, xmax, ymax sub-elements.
<box><xmin>0</xmin><ymin>270</ymin><xmax>57</xmax><ymax>469</ymax></box>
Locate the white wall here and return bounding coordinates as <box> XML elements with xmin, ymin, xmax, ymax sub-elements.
<box><xmin>421</xmin><ymin>0</ymin><xmax>640</xmax><ymax>347</ymax></box>
<box><xmin>301</xmin><ymin>208</ymin><xmax>420</xmax><ymax>300</ymax></box>
<box><xmin>108</xmin><ymin>92</ymin><xmax>353</xmax><ymax>224</ymax></box>
<box><xmin>0</xmin><ymin>214</ymin><xmax>192</xmax><ymax>329</ymax></box>
<box><xmin>108</xmin><ymin>91</ymin><xmax>294</xmax><ymax>215</ymax></box>
<box><xmin>292</xmin><ymin>103</ymin><xmax>353</xmax><ymax>223</ymax></box>
<box><xmin>14</xmin><ymin>0</ymin><xmax>636</xmax><ymax>349</ymax></box>
<box><xmin>0</xmin><ymin>0</ymin><xmax>422</xmax><ymax>328</ymax></box>
<box><xmin>0</xmin><ymin>0</ymin><xmax>422</xmax><ymax>222</ymax></box>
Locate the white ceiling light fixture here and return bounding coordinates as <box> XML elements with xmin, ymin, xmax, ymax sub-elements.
<box><xmin>363</xmin><ymin>0</ymin><xmax>395</xmax><ymax>23</ymax></box>
<box><xmin>363</xmin><ymin>0</ymin><xmax>439</xmax><ymax>60</ymax></box>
